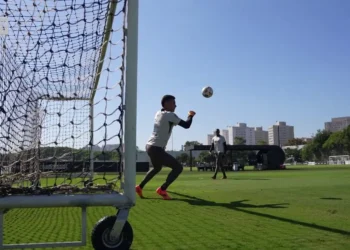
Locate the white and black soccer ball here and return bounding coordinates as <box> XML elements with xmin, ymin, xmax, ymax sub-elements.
<box><xmin>201</xmin><ymin>86</ymin><xmax>213</xmax><ymax>98</ymax></box>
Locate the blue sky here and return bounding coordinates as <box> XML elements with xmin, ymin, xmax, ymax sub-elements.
<box><xmin>135</xmin><ymin>0</ymin><xmax>350</xmax><ymax>150</ymax></box>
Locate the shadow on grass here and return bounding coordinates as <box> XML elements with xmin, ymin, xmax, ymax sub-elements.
<box><xmin>320</xmin><ymin>197</ymin><xmax>343</xmax><ymax>200</ymax></box>
<box><xmin>167</xmin><ymin>191</ymin><xmax>350</xmax><ymax>237</ymax></box>
<box><xmin>230</xmin><ymin>178</ymin><xmax>270</xmax><ymax>181</ymax></box>
<box><xmin>166</xmin><ymin>191</ymin><xmax>289</xmax><ymax>209</ymax></box>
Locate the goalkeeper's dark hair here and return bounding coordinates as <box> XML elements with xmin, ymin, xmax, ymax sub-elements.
<box><xmin>161</xmin><ymin>95</ymin><xmax>176</xmax><ymax>107</ymax></box>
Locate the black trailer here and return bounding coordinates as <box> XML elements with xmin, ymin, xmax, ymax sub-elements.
<box><xmin>186</xmin><ymin>144</ymin><xmax>286</xmax><ymax>171</ymax></box>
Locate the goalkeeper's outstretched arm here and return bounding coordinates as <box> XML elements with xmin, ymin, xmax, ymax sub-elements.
<box><xmin>178</xmin><ymin>116</ymin><xmax>193</xmax><ymax>129</ymax></box>
<box><xmin>178</xmin><ymin>111</ymin><xmax>196</xmax><ymax>129</ymax></box>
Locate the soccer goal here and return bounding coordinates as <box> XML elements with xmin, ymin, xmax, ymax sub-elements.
<box><xmin>328</xmin><ymin>155</ymin><xmax>350</xmax><ymax>165</ymax></box>
<box><xmin>0</xmin><ymin>0</ymin><xmax>138</xmax><ymax>249</ymax></box>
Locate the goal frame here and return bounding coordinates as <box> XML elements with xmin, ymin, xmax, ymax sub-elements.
<box><xmin>0</xmin><ymin>0</ymin><xmax>138</xmax><ymax>248</ymax></box>
<box><xmin>328</xmin><ymin>155</ymin><xmax>350</xmax><ymax>165</ymax></box>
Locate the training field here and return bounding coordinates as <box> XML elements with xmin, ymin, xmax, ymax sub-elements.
<box><xmin>3</xmin><ymin>165</ymin><xmax>350</xmax><ymax>250</ymax></box>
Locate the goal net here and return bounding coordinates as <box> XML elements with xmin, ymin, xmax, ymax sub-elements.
<box><xmin>328</xmin><ymin>155</ymin><xmax>350</xmax><ymax>165</ymax></box>
<box><xmin>0</xmin><ymin>0</ymin><xmax>128</xmax><ymax>196</ymax></box>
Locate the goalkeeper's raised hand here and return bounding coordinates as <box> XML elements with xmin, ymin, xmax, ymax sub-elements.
<box><xmin>188</xmin><ymin>110</ymin><xmax>196</xmax><ymax>117</ymax></box>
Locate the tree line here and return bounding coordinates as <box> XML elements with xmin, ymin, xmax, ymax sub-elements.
<box><xmin>0</xmin><ymin>146</ymin><xmax>121</xmax><ymax>163</ymax></box>
<box><xmin>285</xmin><ymin>125</ymin><xmax>350</xmax><ymax>162</ymax></box>
<box><xmin>178</xmin><ymin>125</ymin><xmax>350</xmax><ymax>165</ymax></box>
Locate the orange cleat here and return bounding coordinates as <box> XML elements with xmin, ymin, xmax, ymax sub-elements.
<box><xmin>156</xmin><ymin>187</ymin><xmax>171</xmax><ymax>200</ymax></box>
<box><xmin>135</xmin><ymin>185</ymin><xmax>144</xmax><ymax>198</ymax></box>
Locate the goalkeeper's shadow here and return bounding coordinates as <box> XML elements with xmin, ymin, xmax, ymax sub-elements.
<box><xmin>167</xmin><ymin>191</ymin><xmax>350</xmax><ymax>237</ymax></box>
<box><xmin>167</xmin><ymin>191</ymin><xmax>289</xmax><ymax>209</ymax></box>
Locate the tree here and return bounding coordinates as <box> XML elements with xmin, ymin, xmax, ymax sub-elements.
<box><xmin>176</xmin><ymin>153</ymin><xmax>189</xmax><ymax>165</ymax></box>
<box><xmin>301</xmin><ymin>143</ymin><xmax>314</xmax><ymax>161</ymax></box>
<box><xmin>94</xmin><ymin>151</ymin><xmax>119</xmax><ymax>161</ymax></box>
<box><xmin>234</xmin><ymin>137</ymin><xmax>246</xmax><ymax>145</ymax></box>
<box><xmin>284</xmin><ymin>148</ymin><xmax>302</xmax><ymax>162</ymax></box>
<box><xmin>342</xmin><ymin>125</ymin><xmax>350</xmax><ymax>154</ymax></box>
<box><xmin>323</xmin><ymin>131</ymin><xmax>345</xmax><ymax>155</ymax></box>
<box><xmin>285</xmin><ymin>138</ymin><xmax>308</xmax><ymax>146</ymax></box>
<box><xmin>184</xmin><ymin>141</ymin><xmax>202</xmax><ymax>146</ymax></box>
<box><xmin>301</xmin><ymin>129</ymin><xmax>331</xmax><ymax>162</ymax></box>
<box><xmin>198</xmin><ymin>151</ymin><xmax>215</xmax><ymax>163</ymax></box>
<box><xmin>312</xmin><ymin>129</ymin><xmax>332</xmax><ymax>160</ymax></box>
<box><xmin>299</xmin><ymin>125</ymin><xmax>350</xmax><ymax>162</ymax></box>
<box><xmin>257</xmin><ymin>140</ymin><xmax>267</xmax><ymax>145</ymax></box>
<box><xmin>323</xmin><ymin>125</ymin><xmax>350</xmax><ymax>155</ymax></box>
<box><xmin>184</xmin><ymin>141</ymin><xmax>202</xmax><ymax>150</ymax></box>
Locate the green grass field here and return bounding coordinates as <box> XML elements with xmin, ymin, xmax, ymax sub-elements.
<box><xmin>3</xmin><ymin>165</ymin><xmax>350</xmax><ymax>250</ymax></box>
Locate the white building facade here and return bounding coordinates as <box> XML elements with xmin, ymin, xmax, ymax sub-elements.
<box><xmin>220</xmin><ymin>129</ymin><xmax>230</xmax><ymax>144</ymax></box>
<box><xmin>254</xmin><ymin>127</ymin><xmax>268</xmax><ymax>144</ymax></box>
<box><xmin>228</xmin><ymin>123</ymin><xmax>256</xmax><ymax>145</ymax></box>
<box><xmin>268</xmin><ymin>121</ymin><xmax>294</xmax><ymax>146</ymax></box>
<box><xmin>324</xmin><ymin>116</ymin><xmax>350</xmax><ymax>132</ymax></box>
<box><xmin>207</xmin><ymin>134</ymin><xmax>214</xmax><ymax>145</ymax></box>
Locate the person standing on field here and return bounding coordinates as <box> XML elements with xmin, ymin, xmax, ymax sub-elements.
<box><xmin>209</xmin><ymin>129</ymin><xmax>227</xmax><ymax>179</ymax></box>
<box><xmin>135</xmin><ymin>95</ymin><xmax>196</xmax><ymax>200</ymax></box>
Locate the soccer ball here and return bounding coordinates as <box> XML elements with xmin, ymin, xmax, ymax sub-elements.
<box><xmin>201</xmin><ymin>86</ymin><xmax>213</xmax><ymax>98</ymax></box>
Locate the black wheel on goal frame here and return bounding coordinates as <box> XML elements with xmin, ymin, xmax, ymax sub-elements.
<box><xmin>91</xmin><ymin>215</ymin><xmax>133</xmax><ymax>250</ymax></box>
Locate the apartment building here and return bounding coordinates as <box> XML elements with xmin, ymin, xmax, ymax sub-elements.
<box><xmin>268</xmin><ymin>121</ymin><xmax>294</xmax><ymax>146</ymax></box>
<box><xmin>227</xmin><ymin>123</ymin><xmax>255</xmax><ymax>145</ymax></box>
<box><xmin>254</xmin><ymin>127</ymin><xmax>268</xmax><ymax>144</ymax></box>
<box><xmin>220</xmin><ymin>129</ymin><xmax>230</xmax><ymax>144</ymax></box>
<box><xmin>206</xmin><ymin>134</ymin><xmax>214</xmax><ymax>145</ymax></box>
<box><xmin>324</xmin><ymin>116</ymin><xmax>350</xmax><ymax>132</ymax></box>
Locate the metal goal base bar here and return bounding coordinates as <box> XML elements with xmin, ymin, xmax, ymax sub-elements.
<box><xmin>1</xmin><ymin>241</ymin><xmax>86</xmax><ymax>250</ymax></box>
<box><xmin>0</xmin><ymin>193</ymin><xmax>131</xmax><ymax>209</ymax></box>
<box><xmin>0</xmin><ymin>193</ymin><xmax>133</xmax><ymax>249</ymax></box>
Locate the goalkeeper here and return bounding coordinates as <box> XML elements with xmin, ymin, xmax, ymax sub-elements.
<box><xmin>135</xmin><ymin>95</ymin><xmax>196</xmax><ymax>200</ymax></box>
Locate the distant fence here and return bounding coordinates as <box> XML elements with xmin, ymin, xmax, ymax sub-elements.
<box><xmin>307</xmin><ymin>161</ymin><xmax>350</xmax><ymax>165</ymax></box>
<box><xmin>0</xmin><ymin>161</ymin><xmax>150</xmax><ymax>174</ymax></box>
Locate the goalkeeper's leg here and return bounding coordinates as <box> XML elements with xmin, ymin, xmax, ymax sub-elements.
<box><xmin>136</xmin><ymin>145</ymin><xmax>183</xmax><ymax>199</ymax></box>
<box><xmin>136</xmin><ymin>145</ymin><xmax>163</xmax><ymax>198</ymax></box>
<box><xmin>158</xmin><ymin>153</ymin><xmax>183</xmax><ymax>190</ymax></box>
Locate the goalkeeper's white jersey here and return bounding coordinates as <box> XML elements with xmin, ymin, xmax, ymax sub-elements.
<box><xmin>146</xmin><ymin>110</ymin><xmax>181</xmax><ymax>148</ymax></box>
